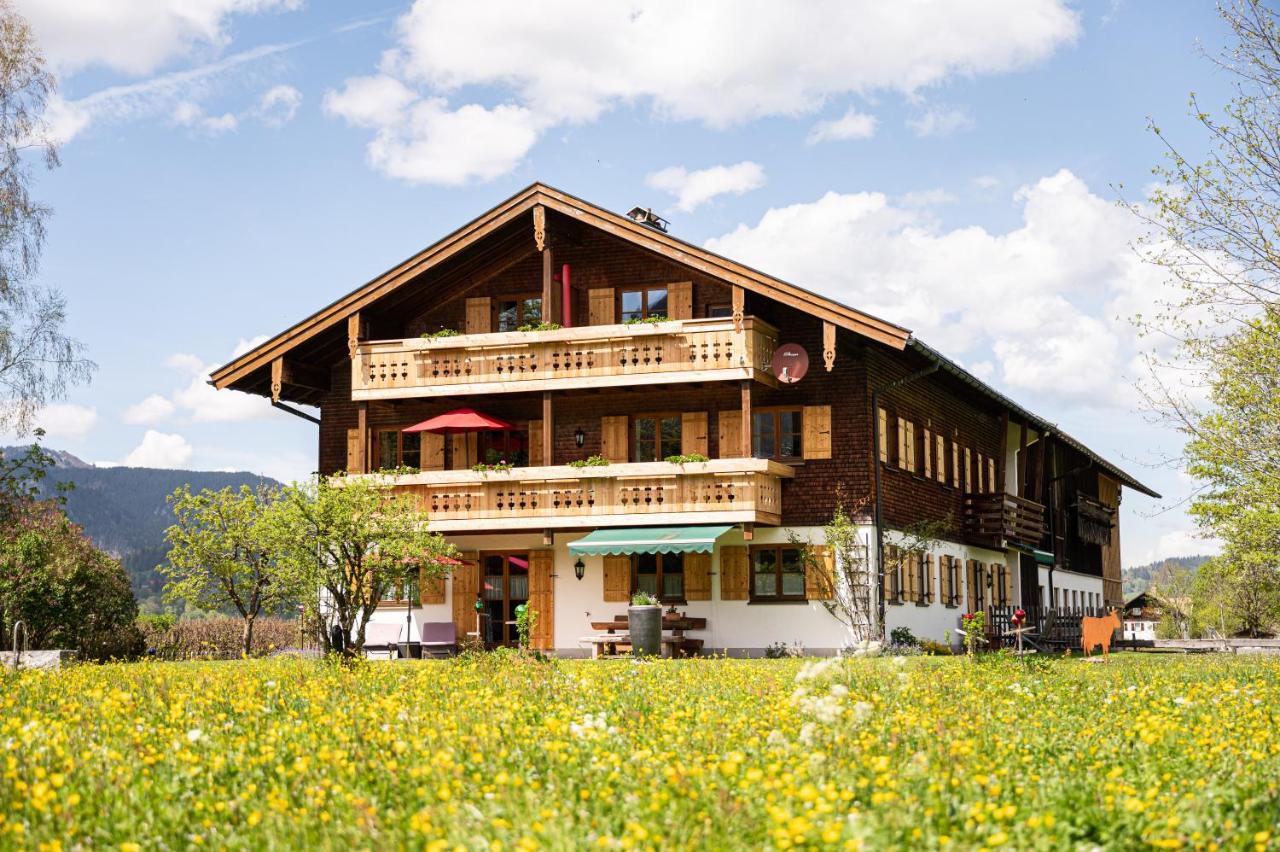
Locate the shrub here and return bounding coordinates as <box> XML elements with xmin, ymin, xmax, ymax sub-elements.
<box><xmin>664</xmin><ymin>453</ymin><xmax>710</xmax><ymax>465</ymax></box>
<box><xmin>138</xmin><ymin>616</ymin><xmax>303</xmax><ymax>660</ymax></box>
<box><xmin>515</xmin><ymin>321</ymin><xmax>562</xmax><ymax>332</ymax></box>
<box><xmin>420</xmin><ymin>328</ymin><xmax>460</xmax><ymax>339</ymax></box>
<box><xmin>919</xmin><ymin>640</ymin><xmax>954</xmax><ymax>656</ymax></box>
<box><xmin>567</xmin><ymin>455</ymin><xmax>610</xmax><ymax>468</ymax></box>
<box><xmin>890</xmin><ymin>626</ymin><xmax>918</xmax><ymax>647</ymax></box>
<box><xmin>631</xmin><ymin>591</ymin><xmax>659</xmax><ymax>606</ymax></box>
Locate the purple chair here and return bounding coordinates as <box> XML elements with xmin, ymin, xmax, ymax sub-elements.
<box><xmin>420</xmin><ymin>622</ymin><xmax>458</xmax><ymax>657</ymax></box>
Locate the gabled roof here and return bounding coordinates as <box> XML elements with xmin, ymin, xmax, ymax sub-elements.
<box><xmin>211</xmin><ymin>181</ymin><xmax>1159</xmax><ymax>500</ymax></box>
<box><xmin>210</xmin><ymin>182</ymin><xmax>910</xmax><ymax>389</ymax></box>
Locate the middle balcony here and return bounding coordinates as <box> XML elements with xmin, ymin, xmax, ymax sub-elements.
<box><xmin>352</xmin><ymin>316</ymin><xmax>778</xmax><ymax>400</ymax></box>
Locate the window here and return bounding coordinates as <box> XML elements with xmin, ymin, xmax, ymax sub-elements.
<box><xmin>751</xmin><ymin>546</ymin><xmax>806</xmax><ymax>601</ymax></box>
<box><xmin>620</xmin><ymin>287</ymin><xmax>668</xmax><ymax>322</ymax></box>
<box><xmin>634</xmin><ymin>414</ymin><xmax>682</xmax><ymax>462</ymax></box>
<box><xmin>706</xmin><ymin>304</ymin><xmax>732</xmax><ymax>318</ymax></box>
<box><xmin>752</xmin><ymin>409</ymin><xmax>802</xmax><ymax>460</ymax></box>
<box><xmin>634</xmin><ymin>552</ymin><xmax>684</xmax><ymax>602</ymax></box>
<box><xmin>496</xmin><ymin>295</ymin><xmax>543</xmax><ymax>332</ymax></box>
<box><xmin>375</xmin><ymin>428</ymin><xmax>422</xmax><ymax>471</ymax></box>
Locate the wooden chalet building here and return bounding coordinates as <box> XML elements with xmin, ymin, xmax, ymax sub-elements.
<box><xmin>212</xmin><ymin>184</ymin><xmax>1159</xmax><ymax>654</ymax></box>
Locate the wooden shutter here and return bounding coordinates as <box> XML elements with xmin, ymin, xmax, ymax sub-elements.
<box><xmin>935</xmin><ymin>435</ymin><xmax>946</xmax><ymax>483</ymax></box>
<box><xmin>588</xmin><ymin>287</ymin><xmax>615</xmax><ymax>325</ymax></box>
<box><xmin>963</xmin><ymin>447</ymin><xmax>973</xmax><ymax>492</ymax></box>
<box><xmin>966</xmin><ymin>560</ymin><xmax>976</xmax><ymax>612</ymax></box>
<box><xmin>939</xmin><ymin>556</ymin><xmax>951</xmax><ymax>605</ymax></box>
<box><xmin>925</xmin><ymin>554</ymin><xmax>936</xmax><ymax>604</ymax></box>
<box><xmin>951</xmin><ymin>440</ymin><xmax>960</xmax><ymax>488</ymax></box>
<box><xmin>600</xmin><ymin>415</ymin><xmax>629</xmax><ymax>463</ymax></box>
<box><xmin>450</xmin><ymin>552</ymin><xmax>480</xmax><ymax>638</ymax></box>
<box><xmin>685</xmin><ymin>552</ymin><xmax>712</xmax><ymax>601</ymax></box>
<box><xmin>346</xmin><ymin>428</ymin><xmax>363</xmax><ymax>474</ymax></box>
<box><xmin>923</xmin><ymin>428</ymin><xmax>933</xmax><ymax>479</ymax></box>
<box><xmin>681</xmin><ymin>411</ymin><xmax>708</xmax><ymax>456</ymax></box>
<box><xmin>527</xmin><ymin>420</ymin><xmax>544</xmax><ymax>466</ymax></box>
<box><xmin>802</xmin><ymin>405</ymin><xmax>832</xmax><ymax>460</ymax></box>
<box><xmin>805</xmin><ymin>545</ymin><xmax>834</xmax><ymax>600</ymax></box>
<box><xmin>718</xmin><ymin>411</ymin><xmax>743</xmax><ymax>458</ymax></box>
<box><xmin>418</xmin><ymin>432</ymin><xmax>444</xmax><ymax>471</ymax></box>
<box><xmin>896</xmin><ymin>417</ymin><xmax>908</xmax><ymax>469</ymax></box>
<box><xmin>451</xmin><ymin>433</ymin><xmax>476</xmax><ymax>469</ymax></box>
<box><xmin>465</xmin><ymin>297</ymin><xmax>491</xmax><ymax>334</ymax></box>
<box><xmin>905</xmin><ymin>552</ymin><xmax>919</xmax><ymax>602</ymax></box>
<box><xmin>719</xmin><ymin>546</ymin><xmax>749</xmax><ymax>600</ymax></box>
<box><xmin>1002</xmin><ymin>562</ymin><xmax>1013</xmax><ymax>607</ymax></box>
<box><xmin>668</xmin><ymin>281</ymin><xmax>693</xmax><ymax>320</ymax></box>
<box><xmin>878</xmin><ymin>408</ymin><xmax>889</xmax><ymax>463</ymax></box>
<box><xmin>602</xmin><ymin>555</ymin><xmax>631</xmax><ymax>602</ymax></box>
<box><xmin>988</xmin><ymin>457</ymin><xmax>997</xmax><ymax>493</ymax></box>
<box><xmin>528</xmin><ymin>550</ymin><xmax>555</xmax><ymax>650</ymax></box>
<box><xmin>420</xmin><ymin>564</ymin><xmax>446</xmax><ymax>605</ymax></box>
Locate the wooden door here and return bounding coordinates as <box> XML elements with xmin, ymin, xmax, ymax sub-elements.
<box><xmin>528</xmin><ymin>550</ymin><xmax>555</xmax><ymax>651</ymax></box>
<box><xmin>451</xmin><ymin>552</ymin><xmax>480</xmax><ymax>640</ymax></box>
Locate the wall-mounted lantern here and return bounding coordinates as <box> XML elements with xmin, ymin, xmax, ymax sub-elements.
<box><xmin>574</xmin><ymin>558</ymin><xmax>586</xmax><ymax>581</ymax></box>
<box><xmin>574</xmin><ymin>428</ymin><xmax>585</xmax><ymax>448</ymax></box>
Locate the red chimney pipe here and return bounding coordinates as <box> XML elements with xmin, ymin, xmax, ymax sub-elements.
<box><xmin>561</xmin><ymin>263</ymin><xmax>571</xmax><ymax>327</ymax></box>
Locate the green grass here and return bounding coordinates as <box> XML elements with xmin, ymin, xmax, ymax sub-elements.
<box><xmin>3</xmin><ymin>654</ymin><xmax>1278</xmax><ymax>849</ymax></box>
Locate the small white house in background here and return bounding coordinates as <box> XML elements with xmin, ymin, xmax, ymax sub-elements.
<box><xmin>1122</xmin><ymin>592</ymin><xmax>1159</xmax><ymax>642</ymax></box>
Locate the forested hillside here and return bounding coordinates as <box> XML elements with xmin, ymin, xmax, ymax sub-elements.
<box><xmin>1122</xmin><ymin>555</ymin><xmax>1211</xmax><ymax>599</ymax></box>
<box><xmin>3</xmin><ymin>446</ymin><xmax>277</xmax><ymax>612</ymax></box>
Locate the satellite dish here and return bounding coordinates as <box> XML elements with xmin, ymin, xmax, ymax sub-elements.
<box><xmin>771</xmin><ymin>343</ymin><xmax>809</xmax><ymax>384</ymax></box>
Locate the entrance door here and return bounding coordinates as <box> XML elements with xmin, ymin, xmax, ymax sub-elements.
<box><xmin>481</xmin><ymin>552</ymin><xmax>529</xmax><ymax>646</ymax></box>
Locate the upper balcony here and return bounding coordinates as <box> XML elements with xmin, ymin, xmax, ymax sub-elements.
<box><xmin>962</xmin><ymin>492</ymin><xmax>1047</xmax><ymax>551</ymax></box>
<box><xmin>361</xmin><ymin>457</ymin><xmax>794</xmax><ymax>533</ymax></box>
<box><xmin>351</xmin><ymin>316</ymin><xmax>778</xmax><ymax>401</ymax></box>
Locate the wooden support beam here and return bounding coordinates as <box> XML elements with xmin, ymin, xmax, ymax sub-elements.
<box><xmin>740</xmin><ymin>380</ymin><xmax>752</xmax><ymax>458</ymax></box>
<box><xmin>542</xmin><ymin>528</ymin><xmax>554</xmax><ymax>547</ymax></box>
<box><xmin>347</xmin><ymin>313</ymin><xmax>367</xmax><ymax>359</ymax></box>
<box><xmin>822</xmin><ymin>321</ymin><xmax>836</xmax><ymax>372</ymax></box>
<box><xmin>742</xmin><ymin>523</ymin><xmax>754</xmax><ymax>542</ymax></box>
<box><xmin>1017</xmin><ymin>419</ymin><xmax>1029</xmax><ymax>498</ymax></box>
<box><xmin>997</xmin><ymin>410</ymin><xmax>1009</xmax><ymax>495</ymax></box>
<box><xmin>542</xmin><ymin>246</ymin><xmax>555</xmax><ymax>318</ymax></box>
<box><xmin>533</xmin><ymin>205</ymin><xmax>547</xmax><ymax>252</ymax></box>
<box><xmin>271</xmin><ymin>357</ymin><xmax>283</xmax><ymax>402</ymax></box>
<box><xmin>542</xmin><ymin>391</ymin><xmax>554</xmax><ymax>467</ymax></box>
<box><xmin>732</xmin><ymin>285</ymin><xmax>745</xmax><ymax>333</ymax></box>
<box><xmin>356</xmin><ymin>402</ymin><xmax>369</xmax><ymax>474</ymax></box>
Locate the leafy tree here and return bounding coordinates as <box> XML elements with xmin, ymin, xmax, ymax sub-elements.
<box><xmin>265</xmin><ymin>475</ymin><xmax>456</xmax><ymax>658</ymax></box>
<box><xmin>1131</xmin><ymin>1</ymin><xmax>1280</xmax><ymax>620</ymax></box>
<box><xmin>0</xmin><ymin>2</ymin><xmax>94</xmax><ymax>433</ymax></box>
<box><xmin>1148</xmin><ymin>561</ymin><xmax>1198</xmax><ymax>640</ymax></box>
<box><xmin>159</xmin><ymin>485</ymin><xmax>296</xmax><ymax>657</ymax></box>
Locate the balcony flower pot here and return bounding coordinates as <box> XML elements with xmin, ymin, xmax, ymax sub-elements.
<box><xmin>628</xmin><ymin>593</ymin><xmax>662</xmax><ymax>657</ymax></box>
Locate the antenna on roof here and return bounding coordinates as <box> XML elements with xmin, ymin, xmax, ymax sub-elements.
<box><xmin>626</xmin><ymin>206</ymin><xmax>669</xmax><ymax>233</ymax></box>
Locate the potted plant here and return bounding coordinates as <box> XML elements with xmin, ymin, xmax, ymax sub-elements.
<box><xmin>628</xmin><ymin>591</ymin><xmax>662</xmax><ymax>656</ymax></box>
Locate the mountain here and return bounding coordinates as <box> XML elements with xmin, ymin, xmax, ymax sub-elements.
<box><xmin>2</xmin><ymin>446</ymin><xmax>278</xmax><ymax>613</ymax></box>
<box><xmin>1122</xmin><ymin>555</ymin><xmax>1211</xmax><ymax>599</ymax></box>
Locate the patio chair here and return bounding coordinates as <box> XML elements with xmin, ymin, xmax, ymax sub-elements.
<box><xmin>420</xmin><ymin>622</ymin><xmax>458</xmax><ymax>658</ymax></box>
<box><xmin>363</xmin><ymin>622</ymin><xmax>404</xmax><ymax>659</ymax></box>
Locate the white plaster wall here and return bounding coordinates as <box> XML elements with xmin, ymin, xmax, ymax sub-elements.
<box><xmin>1036</xmin><ymin>566</ymin><xmax>1104</xmax><ymax>611</ymax></box>
<box><xmin>1124</xmin><ymin>620</ymin><xmax>1156</xmax><ymax>641</ymax></box>
<box><xmin>882</xmin><ymin>533</ymin><xmax>1008</xmax><ymax>645</ymax></box>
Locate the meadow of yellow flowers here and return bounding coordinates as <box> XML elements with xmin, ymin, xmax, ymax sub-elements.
<box><xmin>3</xmin><ymin>653</ymin><xmax>1279</xmax><ymax>849</ymax></box>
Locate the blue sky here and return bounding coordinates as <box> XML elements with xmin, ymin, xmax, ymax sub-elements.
<box><xmin>15</xmin><ymin>1</ymin><xmax>1236</xmax><ymax>566</ymax></box>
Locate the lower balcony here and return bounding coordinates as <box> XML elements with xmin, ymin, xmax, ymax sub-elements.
<box><xmin>364</xmin><ymin>458</ymin><xmax>794</xmax><ymax>532</ymax></box>
<box><xmin>963</xmin><ymin>492</ymin><xmax>1047</xmax><ymax>551</ymax></box>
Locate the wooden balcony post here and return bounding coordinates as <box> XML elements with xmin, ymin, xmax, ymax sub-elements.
<box><xmin>542</xmin><ymin>391</ymin><xmax>554</xmax><ymax>466</ymax></box>
<box><xmin>356</xmin><ymin>401</ymin><xmax>368</xmax><ymax>474</ymax></box>
<box><xmin>740</xmin><ymin>380</ymin><xmax>752</xmax><ymax>458</ymax></box>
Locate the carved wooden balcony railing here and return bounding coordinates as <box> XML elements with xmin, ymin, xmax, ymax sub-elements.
<box><xmin>359</xmin><ymin>458</ymin><xmax>794</xmax><ymax>532</ymax></box>
<box><xmin>351</xmin><ymin>316</ymin><xmax>778</xmax><ymax>400</ymax></box>
<box><xmin>962</xmin><ymin>492</ymin><xmax>1047</xmax><ymax>551</ymax></box>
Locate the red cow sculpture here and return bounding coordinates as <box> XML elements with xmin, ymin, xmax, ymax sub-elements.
<box><xmin>1081</xmin><ymin>608</ymin><xmax>1122</xmax><ymax>660</ymax></box>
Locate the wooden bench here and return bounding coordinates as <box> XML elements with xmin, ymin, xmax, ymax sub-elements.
<box><xmin>579</xmin><ymin>634</ymin><xmax>632</xmax><ymax>658</ymax></box>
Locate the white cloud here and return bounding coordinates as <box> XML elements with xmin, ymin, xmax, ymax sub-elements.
<box><xmin>645</xmin><ymin>162</ymin><xmax>766</xmax><ymax>213</ymax></box>
<box><xmin>34</xmin><ymin>403</ymin><xmax>99</xmax><ymax>442</ymax></box>
<box><xmin>328</xmin><ymin>0</ymin><xmax>1079</xmax><ymax>184</ymax></box>
<box><xmin>255</xmin><ymin>84</ymin><xmax>302</xmax><ymax>126</ymax></box>
<box><xmin>907</xmin><ymin>105</ymin><xmax>975</xmax><ymax>137</ymax></box>
<box><xmin>973</xmin><ymin>175</ymin><xmax>1001</xmax><ymax>190</ymax></box>
<box><xmin>807</xmin><ymin>109</ymin><xmax>878</xmax><ymax>143</ymax></box>
<box><xmin>16</xmin><ymin>0</ymin><xmax>302</xmax><ymax>76</ymax></box>
<box><xmin>173</xmin><ymin>100</ymin><xmax>239</xmax><ymax>134</ymax></box>
<box><xmin>122</xmin><ymin>430</ymin><xmax>194</xmax><ymax>468</ymax></box>
<box><xmin>704</xmin><ymin>169</ymin><xmax>1176</xmax><ymax>409</ymax></box>
<box><xmin>122</xmin><ymin>394</ymin><xmax>177</xmax><ymax>426</ymax></box>
<box><xmin>44</xmin><ymin>42</ymin><xmax>297</xmax><ymax>144</ymax></box>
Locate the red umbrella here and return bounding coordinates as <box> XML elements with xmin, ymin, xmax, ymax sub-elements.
<box><xmin>403</xmin><ymin>408</ymin><xmax>515</xmax><ymax>434</ymax></box>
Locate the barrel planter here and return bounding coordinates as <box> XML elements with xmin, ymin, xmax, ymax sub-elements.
<box><xmin>627</xmin><ymin>605</ymin><xmax>662</xmax><ymax>656</ymax></box>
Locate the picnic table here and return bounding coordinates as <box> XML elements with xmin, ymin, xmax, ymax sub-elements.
<box><xmin>587</xmin><ymin>613</ymin><xmax>708</xmax><ymax>657</ymax></box>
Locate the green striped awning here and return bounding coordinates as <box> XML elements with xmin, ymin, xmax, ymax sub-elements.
<box><xmin>568</xmin><ymin>526</ymin><xmax>733</xmax><ymax>556</ymax></box>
